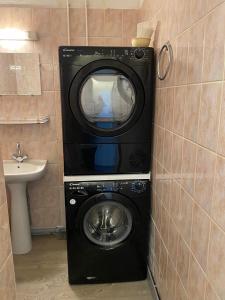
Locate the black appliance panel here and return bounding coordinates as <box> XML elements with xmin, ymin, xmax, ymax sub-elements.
<box><xmin>65</xmin><ymin>180</ymin><xmax>150</xmax><ymax>284</ymax></box>
<box><xmin>63</xmin><ymin>143</ymin><xmax>150</xmax><ymax>175</ymax></box>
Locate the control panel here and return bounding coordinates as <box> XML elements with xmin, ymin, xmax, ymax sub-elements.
<box><xmin>60</xmin><ymin>46</ymin><xmax>152</xmax><ymax>61</ymax></box>
<box><xmin>66</xmin><ymin>180</ymin><xmax>147</xmax><ymax>195</ymax></box>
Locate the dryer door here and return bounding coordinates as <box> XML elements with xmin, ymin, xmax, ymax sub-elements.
<box><xmin>79</xmin><ymin>193</ymin><xmax>137</xmax><ymax>249</ymax></box>
<box><xmin>69</xmin><ymin>59</ymin><xmax>145</xmax><ymax>136</ymax></box>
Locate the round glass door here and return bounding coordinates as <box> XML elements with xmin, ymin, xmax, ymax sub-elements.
<box><xmin>80</xmin><ymin>69</ymin><xmax>135</xmax><ymax>130</ymax></box>
<box><xmin>83</xmin><ymin>201</ymin><xmax>133</xmax><ymax>248</ymax></box>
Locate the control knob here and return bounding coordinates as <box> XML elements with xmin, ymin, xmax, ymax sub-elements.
<box><xmin>134</xmin><ymin>49</ymin><xmax>145</xmax><ymax>59</ymax></box>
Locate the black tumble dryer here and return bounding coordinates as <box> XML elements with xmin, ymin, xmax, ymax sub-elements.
<box><xmin>59</xmin><ymin>46</ymin><xmax>155</xmax><ymax>175</ymax></box>
<box><xmin>65</xmin><ymin>179</ymin><xmax>150</xmax><ymax>284</ymax></box>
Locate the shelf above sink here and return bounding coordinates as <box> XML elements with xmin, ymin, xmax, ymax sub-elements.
<box><xmin>0</xmin><ymin>115</ymin><xmax>49</xmax><ymax>125</ymax></box>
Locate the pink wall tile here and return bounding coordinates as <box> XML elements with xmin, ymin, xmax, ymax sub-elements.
<box><xmin>203</xmin><ymin>4</ymin><xmax>225</xmax><ymax>82</ymax></box>
<box><xmin>87</xmin><ymin>9</ymin><xmax>105</xmax><ymax>37</ymax></box>
<box><xmin>197</xmin><ymin>82</ymin><xmax>222</xmax><ymax>152</ymax></box>
<box><xmin>194</xmin><ymin>146</ymin><xmax>216</xmax><ymax>213</ymax></box>
<box><xmin>104</xmin><ymin>9</ymin><xmax>122</xmax><ymax>37</ymax></box>
<box><xmin>207</xmin><ymin>223</ymin><xmax>225</xmax><ymax>299</ymax></box>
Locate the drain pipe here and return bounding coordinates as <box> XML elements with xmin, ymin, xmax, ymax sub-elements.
<box><xmin>85</xmin><ymin>0</ymin><xmax>88</xmax><ymax>46</ymax></box>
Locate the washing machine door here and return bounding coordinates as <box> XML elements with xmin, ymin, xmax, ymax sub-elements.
<box><xmin>80</xmin><ymin>193</ymin><xmax>136</xmax><ymax>249</ymax></box>
<box><xmin>69</xmin><ymin>59</ymin><xmax>144</xmax><ymax>136</ymax></box>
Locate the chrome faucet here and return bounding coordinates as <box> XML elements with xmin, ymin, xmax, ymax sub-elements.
<box><xmin>12</xmin><ymin>143</ymin><xmax>28</xmax><ymax>163</ymax></box>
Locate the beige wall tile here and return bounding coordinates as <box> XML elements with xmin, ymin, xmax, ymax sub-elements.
<box><xmin>187</xmin><ymin>21</ymin><xmax>204</xmax><ymax>84</ymax></box>
<box><xmin>183</xmin><ymin>85</ymin><xmax>201</xmax><ymax>142</ymax></box>
<box><xmin>50</xmin><ymin>8</ymin><xmax>67</xmax><ymax>37</ymax></box>
<box><xmin>171</xmin><ymin>134</ymin><xmax>183</xmax><ymax>180</ymax></box>
<box><xmin>40</xmin><ymin>64</ymin><xmax>54</xmax><ymax>92</ymax></box>
<box><xmin>104</xmin><ymin>9</ymin><xmax>123</xmax><ymax>37</ymax></box>
<box><xmin>194</xmin><ymin>146</ymin><xmax>216</xmax><ymax>213</ymax></box>
<box><xmin>198</xmin><ymin>82</ymin><xmax>222</xmax><ymax>152</ymax></box>
<box><xmin>178</xmin><ymin>188</ymin><xmax>193</xmax><ymax>245</ymax></box>
<box><xmin>191</xmin><ymin>203</ymin><xmax>210</xmax><ymax>271</ymax></box>
<box><xmin>205</xmin><ymin>282</ymin><xmax>220</xmax><ymax>300</ymax></box>
<box><xmin>181</xmin><ymin>140</ymin><xmax>197</xmax><ymax>196</ymax></box>
<box><xmin>207</xmin><ymin>223</ymin><xmax>225</xmax><ymax>299</ymax></box>
<box><xmin>164</xmin><ymin>88</ymin><xmax>174</xmax><ymax>131</ymax></box>
<box><xmin>88</xmin><ymin>9</ymin><xmax>105</xmax><ymax>37</ymax></box>
<box><xmin>0</xmin><ymin>255</ymin><xmax>16</xmax><ymax>300</ymax></box>
<box><xmin>166</xmin><ymin>258</ymin><xmax>177</xmax><ymax>300</ymax></box>
<box><xmin>175</xmin><ymin>276</ymin><xmax>188</xmax><ymax>300</ymax></box>
<box><xmin>0</xmin><ymin>202</ymin><xmax>11</xmax><ymax>268</ymax></box>
<box><xmin>122</xmin><ymin>10</ymin><xmax>138</xmax><ymax>38</ymax></box>
<box><xmin>212</xmin><ymin>156</ymin><xmax>225</xmax><ymax>232</ymax></box>
<box><xmin>176</xmin><ymin>235</ymin><xmax>190</xmax><ymax>289</ymax></box>
<box><xmin>69</xmin><ymin>8</ymin><xmax>86</xmax><ymax>38</ymax></box>
<box><xmin>218</xmin><ymin>83</ymin><xmax>225</xmax><ymax>156</ymax></box>
<box><xmin>189</xmin><ymin>0</ymin><xmax>207</xmax><ymax>23</ymax></box>
<box><xmin>188</xmin><ymin>254</ymin><xmax>207</xmax><ymax>300</ymax></box>
<box><xmin>104</xmin><ymin>38</ymin><xmax>123</xmax><ymax>46</ymax></box>
<box><xmin>203</xmin><ymin>4</ymin><xmax>225</xmax><ymax>82</ymax></box>
<box><xmin>163</xmin><ymin>131</ymin><xmax>173</xmax><ymax>174</ymax></box>
<box><xmin>173</xmin><ymin>86</ymin><xmax>186</xmax><ymax>136</ymax></box>
<box><xmin>175</xmin><ymin>33</ymin><xmax>188</xmax><ymax>85</ymax></box>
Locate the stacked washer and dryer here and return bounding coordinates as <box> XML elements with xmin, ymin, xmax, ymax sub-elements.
<box><xmin>59</xmin><ymin>46</ymin><xmax>155</xmax><ymax>284</ymax></box>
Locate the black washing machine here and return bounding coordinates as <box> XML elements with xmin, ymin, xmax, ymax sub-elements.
<box><xmin>65</xmin><ymin>179</ymin><xmax>151</xmax><ymax>284</ymax></box>
<box><xmin>59</xmin><ymin>46</ymin><xmax>155</xmax><ymax>175</ymax></box>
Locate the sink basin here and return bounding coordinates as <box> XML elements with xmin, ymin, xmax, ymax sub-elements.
<box><xmin>3</xmin><ymin>159</ymin><xmax>47</xmax><ymax>255</ymax></box>
<box><xmin>3</xmin><ymin>160</ymin><xmax>47</xmax><ymax>183</ymax></box>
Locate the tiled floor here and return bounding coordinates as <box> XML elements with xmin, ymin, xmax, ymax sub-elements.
<box><xmin>14</xmin><ymin>236</ymin><xmax>154</xmax><ymax>300</ymax></box>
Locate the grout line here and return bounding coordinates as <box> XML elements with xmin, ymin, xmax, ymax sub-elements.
<box><xmin>153</xmin><ymin>154</ymin><xmax>225</xmax><ymax>236</ymax></box>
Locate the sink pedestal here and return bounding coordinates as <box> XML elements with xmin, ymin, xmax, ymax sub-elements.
<box><xmin>8</xmin><ymin>183</ymin><xmax>32</xmax><ymax>254</ymax></box>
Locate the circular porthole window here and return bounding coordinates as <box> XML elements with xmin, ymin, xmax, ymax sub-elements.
<box><xmin>83</xmin><ymin>201</ymin><xmax>133</xmax><ymax>248</ymax></box>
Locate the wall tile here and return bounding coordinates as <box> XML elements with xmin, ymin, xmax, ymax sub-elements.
<box><xmin>183</xmin><ymin>84</ymin><xmax>201</xmax><ymax>142</ymax></box>
<box><xmin>203</xmin><ymin>4</ymin><xmax>225</xmax><ymax>82</ymax></box>
<box><xmin>173</xmin><ymin>86</ymin><xmax>186</xmax><ymax>136</ymax></box>
<box><xmin>198</xmin><ymin>82</ymin><xmax>222</xmax><ymax>152</ymax></box>
<box><xmin>191</xmin><ymin>203</ymin><xmax>210</xmax><ymax>271</ymax></box>
<box><xmin>189</xmin><ymin>0</ymin><xmax>207</xmax><ymax>24</ymax></box>
<box><xmin>88</xmin><ymin>9</ymin><xmax>105</xmax><ymax>37</ymax></box>
<box><xmin>164</xmin><ymin>88</ymin><xmax>174</xmax><ymax>131</ymax></box>
<box><xmin>175</xmin><ymin>33</ymin><xmax>188</xmax><ymax>85</ymax></box>
<box><xmin>40</xmin><ymin>64</ymin><xmax>54</xmax><ymax>92</ymax></box>
<box><xmin>0</xmin><ymin>255</ymin><xmax>16</xmax><ymax>300</ymax></box>
<box><xmin>211</xmin><ymin>156</ymin><xmax>225</xmax><ymax>232</ymax></box>
<box><xmin>176</xmin><ymin>235</ymin><xmax>190</xmax><ymax>289</ymax></box>
<box><xmin>171</xmin><ymin>134</ymin><xmax>183</xmax><ymax>180</ymax></box>
<box><xmin>218</xmin><ymin>83</ymin><xmax>225</xmax><ymax>156</ymax></box>
<box><xmin>122</xmin><ymin>9</ymin><xmax>138</xmax><ymax>38</ymax></box>
<box><xmin>181</xmin><ymin>140</ymin><xmax>197</xmax><ymax>196</ymax></box>
<box><xmin>207</xmin><ymin>223</ymin><xmax>225</xmax><ymax>299</ymax></box>
<box><xmin>177</xmin><ymin>188</ymin><xmax>193</xmax><ymax>245</ymax></box>
<box><xmin>187</xmin><ymin>254</ymin><xmax>207</xmax><ymax>300</ymax></box>
<box><xmin>175</xmin><ymin>276</ymin><xmax>188</xmax><ymax>300</ymax></box>
<box><xmin>187</xmin><ymin>21</ymin><xmax>204</xmax><ymax>83</ymax></box>
<box><xmin>104</xmin><ymin>9</ymin><xmax>122</xmax><ymax>37</ymax></box>
<box><xmin>194</xmin><ymin>146</ymin><xmax>216</xmax><ymax>213</ymax></box>
<box><xmin>69</xmin><ymin>8</ymin><xmax>86</xmax><ymax>38</ymax></box>
<box><xmin>205</xmin><ymin>282</ymin><xmax>220</xmax><ymax>300</ymax></box>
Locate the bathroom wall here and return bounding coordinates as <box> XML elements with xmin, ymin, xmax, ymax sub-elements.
<box><xmin>0</xmin><ymin>5</ymin><xmax>138</xmax><ymax>229</ymax></box>
<box><xmin>139</xmin><ymin>0</ymin><xmax>225</xmax><ymax>299</ymax></box>
<box><xmin>0</xmin><ymin>148</ymin><xmax>16</xmax><ymax>300</ymax></box>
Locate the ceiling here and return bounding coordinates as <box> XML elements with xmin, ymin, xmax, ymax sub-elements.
<box><xmin>0</xmin><ymin>0</ymin><xmax>144</xmax><ymax>9</ymax></box>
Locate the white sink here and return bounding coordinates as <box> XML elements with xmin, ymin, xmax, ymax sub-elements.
<box><xmin>3</xmin><ymin>160</ymin><xmax>47</xmax><ymax>255</ymax></box>
<box><xmin>3</xmin><ymin>159</ymin><xmax>47</xmax><ymax>183</ymax></box>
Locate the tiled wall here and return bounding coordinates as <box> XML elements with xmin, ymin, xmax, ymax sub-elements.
<box><xmin>139</xmin><ymin>0</ymin><xmax>225</xmax><ymax>299</ymax></box>
<box><xmin>0</xmin><ymin>6</ymin><xmax>138</xmax><ymax>229</ymax></box>
<box><xmin>0</xmin><ymin>148</ymin><xmax>16</xmax><ymax>300</ymax></box>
